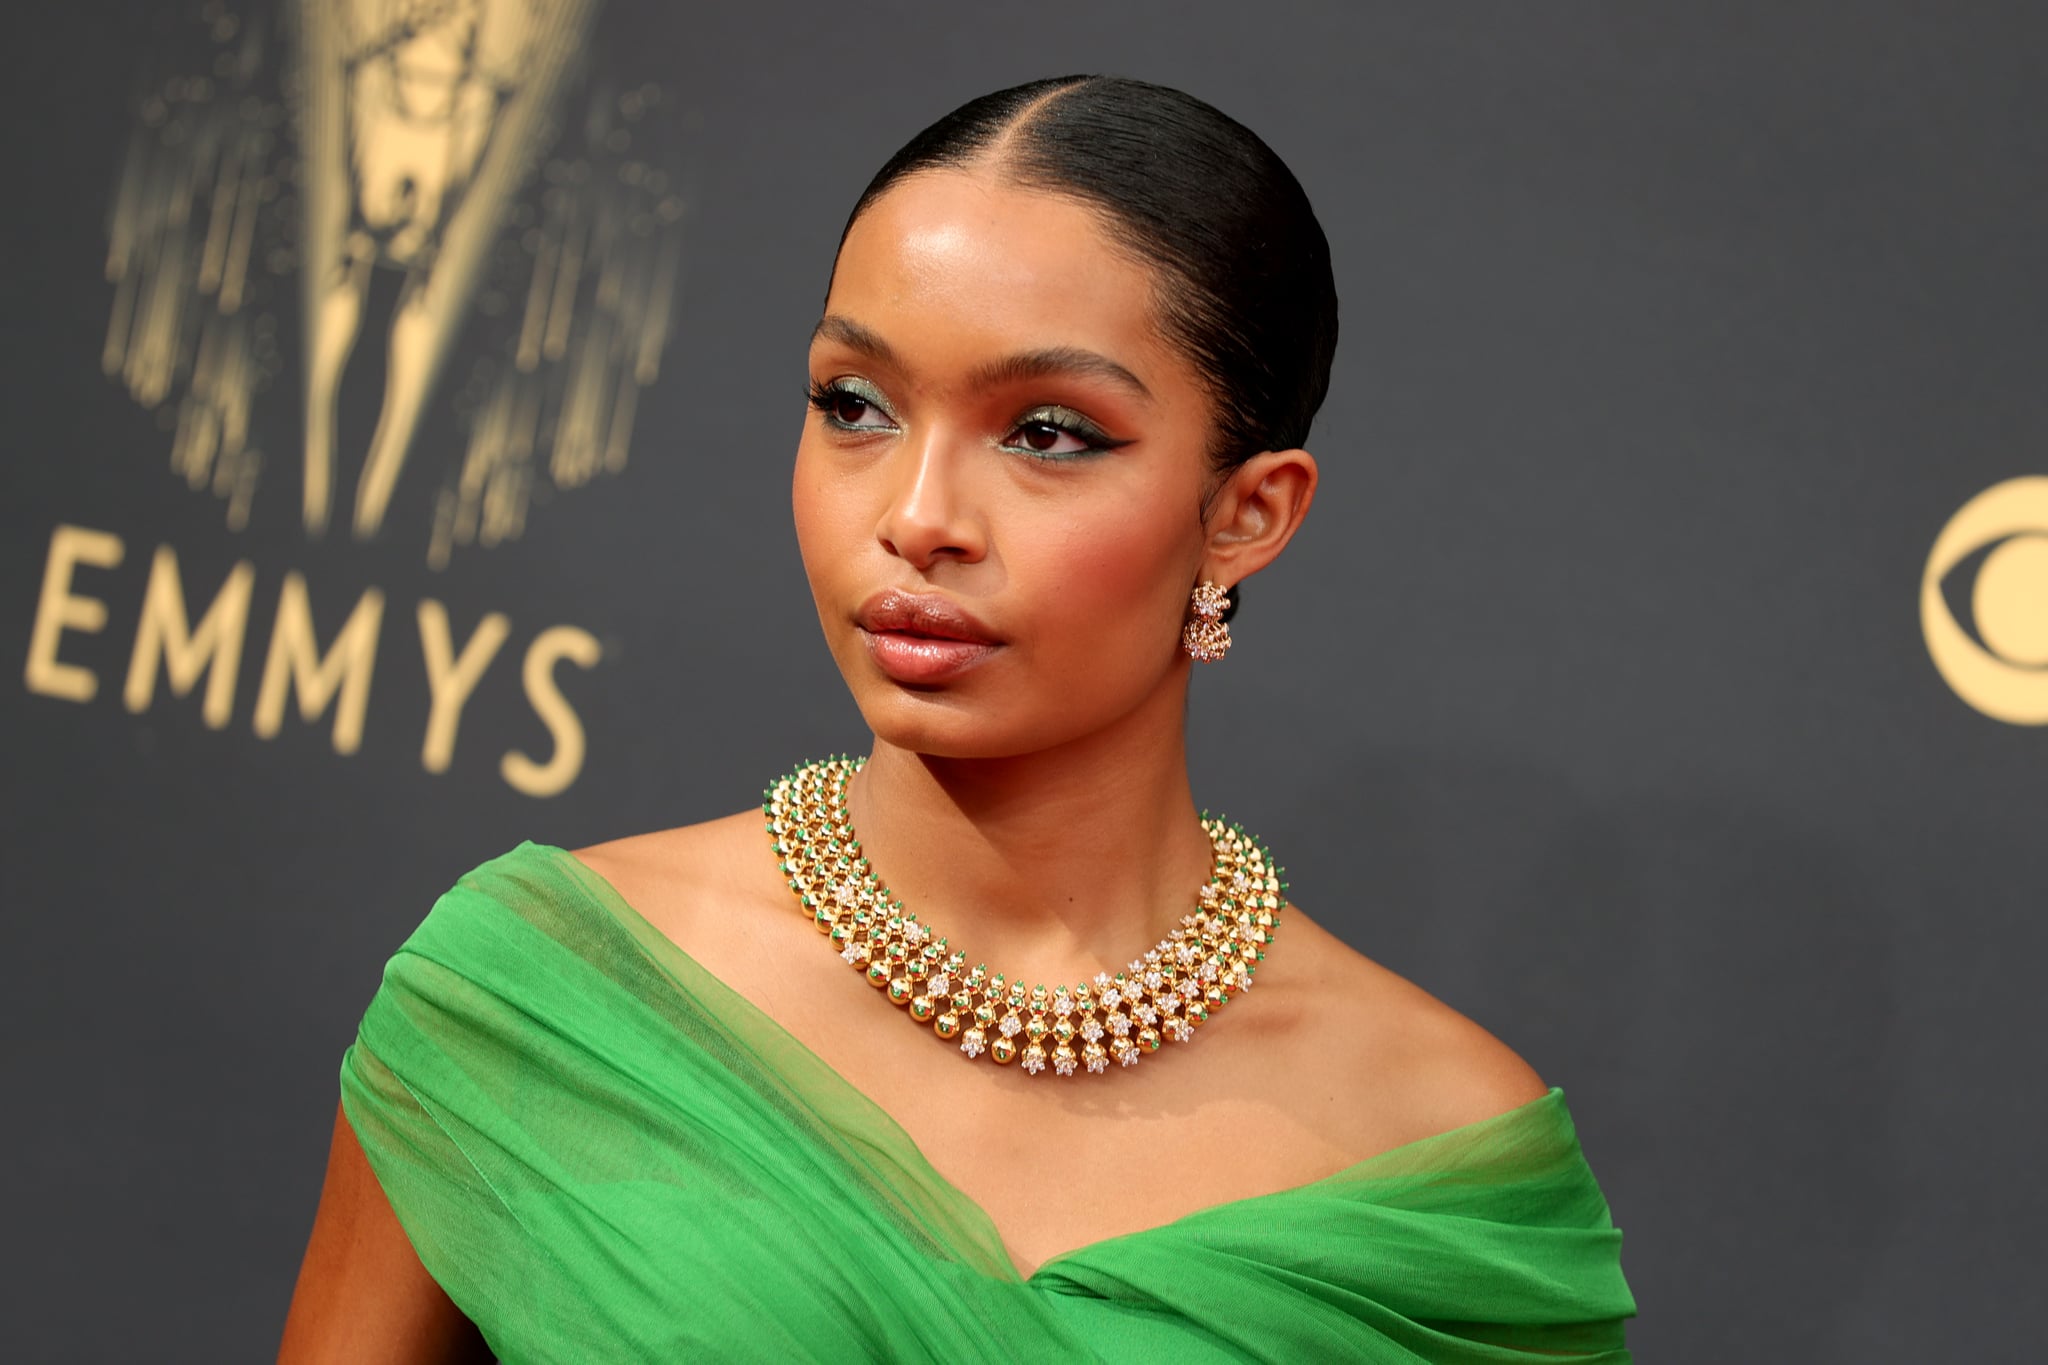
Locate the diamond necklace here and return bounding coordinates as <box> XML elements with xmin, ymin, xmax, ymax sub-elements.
<box><xmin>763</xmin><ymin>756</ymin><xmax>1287</xmax><ymax>1078</ymax></box>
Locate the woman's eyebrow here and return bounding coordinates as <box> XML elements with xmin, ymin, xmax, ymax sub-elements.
<box><xmin>811</xmin><ymin>315</ymin><xmax>1150</xmax><ymax>402</ymax></box>
<box><xmin>811</xmin><ymin>314</ymin><xmax>898</xmax><ymax>367</ymax></box>
<box><xmin>968</xmin><ymin>347</ymin><xmax>1151</xmax><ymax>401</ymax></box>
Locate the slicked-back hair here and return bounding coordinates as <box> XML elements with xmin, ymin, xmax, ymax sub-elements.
<box><xmin>834</xmin><ymin>75</ymin><xmax>1340</xmax><ymax>478</ymax></box>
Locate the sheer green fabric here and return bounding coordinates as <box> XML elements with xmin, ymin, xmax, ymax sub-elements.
<box><xmin>340</xmin><ymin>842</ymin><xmax>1635</xmax><ymax>1362</ymax></box>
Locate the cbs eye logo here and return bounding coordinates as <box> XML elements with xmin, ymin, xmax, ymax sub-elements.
<box><xmin>1922</xmin><ymin>477</ymin><xmax>2048</xmax><ymax>724</ymax></box>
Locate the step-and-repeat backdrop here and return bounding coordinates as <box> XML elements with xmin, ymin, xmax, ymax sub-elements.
<box><xmin>5</xmin><ymin>3</ymin><xmax>2041</xmax><ymax>1359</ymax></box>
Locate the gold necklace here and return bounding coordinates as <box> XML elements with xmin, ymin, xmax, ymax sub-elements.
<box><xmin>763</xmin><ymin>756</ymin><xmax>1287</xmax><ymax>1078</ymax></box>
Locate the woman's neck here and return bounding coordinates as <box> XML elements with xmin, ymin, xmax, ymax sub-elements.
<box><xmin>843</xmin><ymin>711</ymin><xmax>1215</xmax><ymax>990</ymax></box>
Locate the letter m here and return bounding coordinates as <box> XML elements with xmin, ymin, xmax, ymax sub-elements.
<box><xmin>123</xmin><ymin>548</ymin><xmax>256</xmax><ymax>728</ymax></box>
<box><xmin>253</xmin><ymin>573</ymin><xmax>386</xmax><ymax>755</ymax></box>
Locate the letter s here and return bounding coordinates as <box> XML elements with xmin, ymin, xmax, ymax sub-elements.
<box><xmin>500</xmin><ymin>625</ymin><xmax>602</xmax><ymax>798</ymax></box>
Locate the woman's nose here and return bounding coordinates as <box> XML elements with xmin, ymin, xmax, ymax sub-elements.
<box><xmin>874</xmin><ymin>431</ymin><xmax>985</xmax><ymax>569</ymax></box>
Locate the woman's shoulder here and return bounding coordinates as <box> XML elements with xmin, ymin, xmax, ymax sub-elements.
<box><xmin>357</xmin><ymin>812</ymin><xmax>784</xmax><ymax>1059</ymax></box>
<box><xmin>1254</xmin><ymin>900</ymin><xmax>1551</xmax><ymax>1161</ymax></box>
<box><xmin>366</xmin><ymin>811</ymin><xmax>770</xmax><ymax>975</ymax></box>
<box><xmin>568</xmin><ymin>809</ymin><xmax>791</xmax><ymax>956</ymax></box>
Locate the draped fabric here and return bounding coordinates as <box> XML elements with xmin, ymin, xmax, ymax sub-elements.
<box><xmin>340</xmin><ymin>843</ymin><xmax>1636</xmax><ymax>1362</ymax></box>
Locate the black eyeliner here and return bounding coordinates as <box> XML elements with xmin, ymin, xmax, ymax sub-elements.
<box><xmin>1005</xmin><ymin>404</ymin><xmax>1134</xmax><ymax>458</ymax></box>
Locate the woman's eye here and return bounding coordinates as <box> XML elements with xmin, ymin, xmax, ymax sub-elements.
<box><xmin>831</xmin><ymin>393</ymin><xmax>879</xmax><ymax>426</ymax></box>
<box><xmin>1001</xmin><ymin>408</ymin><xmax>1118</xmax><ymax>459</ymax></box>
<box><xmin>1010</xmin><ymin>420</ymin><xmax>1086</xmax><ymax>455</ymax></box>
<box><xmin>810</xmin><ymin>379</ymin><xmax>896</xmax><ymax>431</ymax></box>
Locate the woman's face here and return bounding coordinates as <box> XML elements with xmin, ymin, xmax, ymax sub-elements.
<box><xmin>793</xmin><ymin>169</ymin><xmax>1228</xmax><ymax>760</ymax></box>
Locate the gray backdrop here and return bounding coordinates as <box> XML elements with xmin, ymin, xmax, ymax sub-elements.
<box><xmin>4</xmin><ymin>2</ymin><xmax>2042</xmax><ymax>1360</ymax></box>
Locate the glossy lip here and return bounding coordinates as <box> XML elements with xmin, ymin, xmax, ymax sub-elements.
<box><xmin>855</xmin><ymin>590</ymin><xmax>1002</xmax><ymax>684</ymax></box>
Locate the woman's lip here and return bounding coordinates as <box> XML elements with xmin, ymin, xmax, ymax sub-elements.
<box><xmin>855</xmin><ymin>590</ymin><xmax>999</xmax><ymax>644</ymax></box>
<box><xmin>859</xmin><ymin>628</ymin><xmax>1001</xmax><ymax>684</ymax></box>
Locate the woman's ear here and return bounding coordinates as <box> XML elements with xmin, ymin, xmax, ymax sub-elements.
<box><xmin>1199</xmin><ymin>447</ymin><xmax>1319</xmax><ymax>586</ymax></box>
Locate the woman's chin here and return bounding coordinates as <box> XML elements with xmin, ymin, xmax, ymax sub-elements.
<box><xmin>851</xmin><ymin>694</ymin><xmax>1020</xmax><ymax>761</ymax></box>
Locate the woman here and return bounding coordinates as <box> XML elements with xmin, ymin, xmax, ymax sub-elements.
<box><xmin>281</xmin><ymin>76</ymin><xmax>1635</xmax><ymax>1362</ymax></box>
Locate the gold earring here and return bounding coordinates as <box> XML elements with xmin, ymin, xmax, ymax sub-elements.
<box><xmin>1182</xmin><ymin>581</ymin><xmax>1232</xmax><ymax>662</ymax></box>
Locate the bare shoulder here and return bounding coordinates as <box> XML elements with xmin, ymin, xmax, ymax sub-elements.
<box><xmin>570</xmin><ymin>808</ymin><xmax>766</xmax><ymax>888</ymax></box>
<box><xmin>1255</xmin><ymin>900</ymin><xmax>1550</xmax><ymax>1158</ymax></box>
<box><xmin>568</xmin><ymin>809</ymin><xmax>782</xmax><ymax>947</ymax></box>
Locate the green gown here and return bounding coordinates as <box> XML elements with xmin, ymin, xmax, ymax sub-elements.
<box><xmin>340</xmin><ymin>843</ymin><xmax>1636</xmax><ymax>1362</ymax></box>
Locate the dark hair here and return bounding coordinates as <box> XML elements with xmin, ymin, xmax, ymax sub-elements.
<box><xmin>836</xmin><ymin>75</ymin><xmax>1339</xmax><ymax>479</ymax></box>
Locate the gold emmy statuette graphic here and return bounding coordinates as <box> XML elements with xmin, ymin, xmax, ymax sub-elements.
<box><xmin>1922</xmin><ymin>477</ymin><xmax>2048</xmax><ymax>725</ymax></box>
<box><xmin>39</xmin><ymin>3</ymin><xmax>691</xmax><ymax>797</ymax></box>
<box><xmin>299</xmin><ymin>0</ymin><xmax>596</xmax><ymax>541</ymax></box>
<box><xmin>102</xmin><ymin>0</ymin><xmax>682</xmax><ymax>565</ymax></box>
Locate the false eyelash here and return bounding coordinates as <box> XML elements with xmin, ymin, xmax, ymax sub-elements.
<box><xmin>805</xmin><ymin>378</ymin><xmax>839</xmax><ymax>411</ymax></box>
